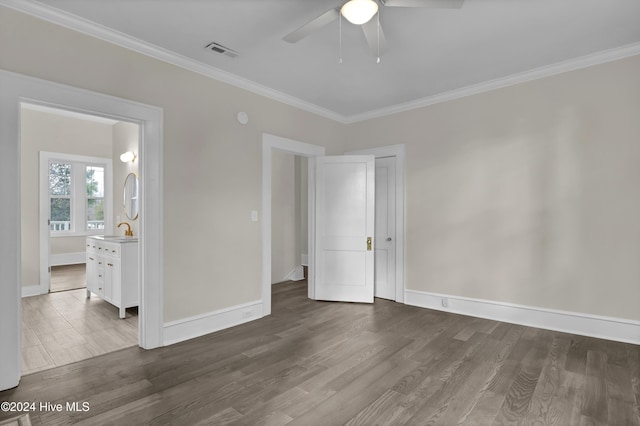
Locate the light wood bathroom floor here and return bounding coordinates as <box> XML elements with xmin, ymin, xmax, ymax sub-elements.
<box><xmin>21</xmin><ymin>288</ymin><xmax>138</xmax><ymax>375</ymax></box>
<box><xmin>50</xmin><ymin>264</ymin><xmax>87</xmax><ymax>292</ymax></box>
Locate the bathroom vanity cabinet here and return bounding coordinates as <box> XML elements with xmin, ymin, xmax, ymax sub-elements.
<box><xmin>86</xmin><ymin>236</ymin><xmax>138</xmax><ymax>318</ymax></box>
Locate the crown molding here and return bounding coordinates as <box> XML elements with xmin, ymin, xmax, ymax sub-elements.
<box><xmin>3</xmin><ymin>0</ymin><xmax>640</xmax><ymax>125</ymax></box>
<box><xmin>0</xmin><ymin>0</ymin><xmax>345</xmax><ymax>123</ymax></box>
<box><xmin>343</xmin><ymin>42</ymin><xmax>640</xmax><ymax>123</ymax></box>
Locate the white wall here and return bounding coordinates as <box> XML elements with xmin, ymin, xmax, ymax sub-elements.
<box><xmin>20</xmin><ymin>108</ymin><xmax>113</xmax><ymax>286</ymax></box>
<box><xmin>271</xmin><ymin>150</ymin><xmax>296</xmax><ymax>283</ymax></box>
<box><xmin>112</xmin><ymin>121</ymin><xmax>140</xmax><ymax>237</ymax></box>
<box><xmin>295</xmin><ymin>156</ymin><xmax>308</xmax><ymax>263</ymax></box>
<box><xmin>345</xmin><ymin>54</ymin><xmax>640</xmax><ymax>322</ymax></box>
<box><xmin>271</xmin><ymin>152</ymin><xmax>308</xmax><ymax>283</ymax></box>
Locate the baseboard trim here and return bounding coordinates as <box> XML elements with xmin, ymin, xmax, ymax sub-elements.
<box><xmin>50</xmin><ymin>252</ymin><xmax>85</xmax><ymax>266</ymax></box>
<box><xmin>21</xmin><ymin>285</ymin><xmax>41</xmax><ymax>298</ymax></box>
<box><xmin>163</xmin><ymin>300</ymin><xmax>263</xmax><ymax>346</ymax></box>
<box><xmin>284</xmin><ymin>265</ymin><xmax>305</xmax><ymax>282</ymax></box>
<box><xmin>405</xmin><ymin>289</ymin><xmax>640</xmax><ymax>345</ymax></box>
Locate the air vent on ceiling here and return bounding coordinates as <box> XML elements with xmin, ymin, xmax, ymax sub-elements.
<box><xmin>205</xmin><ymin>42</ymin><xmax>239</xmax><ymax>58</ymax></box>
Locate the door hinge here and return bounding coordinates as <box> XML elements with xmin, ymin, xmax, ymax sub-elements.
<box><xmin>48</xmin><ymin>266</ymin><xmax>51</xmax><ymax>273</ymax></box>
<box><xmin>48</xmin><ymin>219</ymin><xmax>50</xmax><ymax>226</ymax></box>
<box><xmin>367</xmin><ymin>237</ymin><xmax>372</xmax><ymax>251</ymax></box>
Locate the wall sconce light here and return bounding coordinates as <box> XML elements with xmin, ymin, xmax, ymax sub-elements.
<box><xmin>120</xmin><ymin>151</ymin><xmax>136</xmax><ymax>163</ymax></box>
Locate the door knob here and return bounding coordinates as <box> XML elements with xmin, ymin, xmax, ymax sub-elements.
<box><xmin>387</xmin><ymin>237</ymin><xmax>392</xmax><ymax>241</ymax></box>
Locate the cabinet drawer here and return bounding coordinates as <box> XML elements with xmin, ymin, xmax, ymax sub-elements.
<box><xmin>102</xmin><ymin>243</ymin><xmax>120</xmax><ymax>258</ymax></box>
<box><xmin>86</xmin><ymin>240</ymin><xmax>99</xmax><ymax>254</ymax></box>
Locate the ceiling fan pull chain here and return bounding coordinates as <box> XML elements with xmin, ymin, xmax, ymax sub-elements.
<box><xmin>339</xmin><ymin>13</ymin><xmax>343</xmax><ymax>64</ymax></box>
<box><xmin>376</xmin><ymin>8</ymin><xmax>381</xmax><ymax>63</ymax></box>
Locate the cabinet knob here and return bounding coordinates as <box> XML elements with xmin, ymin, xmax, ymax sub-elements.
<box><xmin>98</xmin><ymin>274</ymin><xmax>102</xmax><ymax>278</ymax></box>
<box><xmin>89</xmin><ymin>257</ymin><xmax>94</xmax><ymax>261</ymax></box>
<box><xmin>108</xmin><ymin>263</ymin><xmax>113</xmax><ymax>267</ymax></box>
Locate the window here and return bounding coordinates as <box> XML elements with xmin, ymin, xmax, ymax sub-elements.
<box><xmin>43</xmin><ymin>152</ymin><xmax>112</xmax><ymax>236</ymax></box>
<box><xmin>49</xmin><ymin>162</ymin><xmax>72</xmax><ymax>231</ymax></box>
<box><xmin>86</xmin><ymin>165</ymin><xmax>105</xmax><ymax>230</ymax></box>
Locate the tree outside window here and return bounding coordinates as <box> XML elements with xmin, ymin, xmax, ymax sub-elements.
<box><xmin>49</xmin><ymin>162</ymin><xmax>72</xmax><ymax>231</ymax></box>
<box><xmin>86</xmin><ymin>166</ymin><xmax>105</xmax><ymax>230</ymax></box>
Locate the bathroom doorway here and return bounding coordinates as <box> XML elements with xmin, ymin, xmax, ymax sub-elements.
<box><xmin>20</xmin><ymin>103</ymin><xmax>142</xmax><ymax>374</ymax></box>
<box><xmin>0</xmin><ymin>71</ymin><xmax>163</xmax><ymax>391</ymax></box>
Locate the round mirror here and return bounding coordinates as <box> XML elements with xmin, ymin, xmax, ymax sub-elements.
<box><xmin>123</xmin><ymin>172</ymin><xmax>139</xmax><ymax>220</ymax></box>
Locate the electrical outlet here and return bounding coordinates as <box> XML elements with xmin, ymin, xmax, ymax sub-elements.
<box><xmin>441</xmin><ymin>298</ymin><xmax>449</xmax><ymax>308</ymax></box>
<box><xmin>251</xmin><ymin>210</ymin><xmax>258</xmax><ymax>222</ymax></box>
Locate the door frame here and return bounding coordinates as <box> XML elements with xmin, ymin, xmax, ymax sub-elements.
<box><xmin>347</xmin><ymin>144</ymin><xmax>405</xmax><ymax>303</ymax></box>
<box><xmin>261</xmin><ymin>133</ymin><xmax>325</xmax><ymax>316</ymax></box>
<box><xmin>0</xmin><ymin>70</ymin><xmax>164</xmax><ymax>391</ymax></box>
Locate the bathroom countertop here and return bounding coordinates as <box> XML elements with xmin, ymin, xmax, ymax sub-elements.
<box><xmin>89</xmin><ymin>235</ymin><xmax>138</xmax><ymax>243</ymax></box>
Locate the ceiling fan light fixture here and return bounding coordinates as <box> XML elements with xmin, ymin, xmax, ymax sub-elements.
<box><xmin>341</xmin><ymin>0</ymin><xmax>379</xmax><ymax>25</ymax></box>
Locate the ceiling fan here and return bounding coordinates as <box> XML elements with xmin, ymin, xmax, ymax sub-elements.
<box><xmin>283</xmin><ymin>0</ymin><xmax>465</xmax><ymax>58</ymax></box>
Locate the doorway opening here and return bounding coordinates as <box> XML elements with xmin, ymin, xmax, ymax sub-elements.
<box><xmin>0</xmin><ymin>70</ymin><xmax>163</xmax><ymax>391</ymax></box>
<box><xmin>271</xmin><ymin>151</ymin><xmax>308</xmax><ymax>287</ymax></box>
<box><xmin>261</xmin><ymin>134</ymin><xmax>325</xmax><ymax>316</ymax></box>
<box><xmin>20</xmin><ymin>103</ymin><xmax>142</xmax><ymax>374</ymax></box>
<box><xmin>262</xmin><ymin>134</ymin><xmax>406</xmax><ymax>315</ymax></box>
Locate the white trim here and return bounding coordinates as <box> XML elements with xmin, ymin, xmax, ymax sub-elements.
<box><xmin>262</xmin><ymin>133</ymin><xmax>325</xmax><ymax>316</ymax></box>
<box><xmin>22</xmin><ymin>102</ymin><xmax>119</xmax><ymax>124</ymax></box>
<box><xmin>163</xmin><ymin>301</ymin><xmax>263</xmax><ymax>346</ymax></box>
<box><xmin>21</xmin><ymin>286</ymin><xmax>41</xmax><ymax>298</ymax></box>
<box><xmin>344</xmin><ymin>43</ymin><xmax>640</xmax><ymax>123</ymax></box>
<box><xmin>0</xmin><ymin>69</ymin><xmax>163</xmax><ymax>391</ymax></box>
<box><xmin>405</xmin><ymin>289</ymin><xmax>640</xmax><ymax>345</ymax></box>
<box><xmin>0</xmin><ymin>0</ymin><xmax>343</xmax><ymax>124</ymax></box>
<box><xmin>301</xmin><ymin>253</ymin><xmax>309</xmax><ymax>266</ymax></box>
<box><xmin>282</xmin><ymin>266</ymin><xmax>305</xmax><ymax>282</ymax></box>
<box><xmin>3</xmin><ymin>1</ymin><xmax>639</xmax><ymax>124</ymax></box>
<box><xmin>50</xmin><ymin>252</ymin><xmax>85</xmax><ymax>266</ymax></box>
<box><xmin>347</xmin><ymin>144</ymin><xmax>406</xmax><ymax>303</ymax></box>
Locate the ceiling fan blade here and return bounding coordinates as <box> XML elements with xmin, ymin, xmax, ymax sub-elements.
<box><xmin>283</xmin><ymin>8</ymin><xmax>340</xmax><ymax>43</ymax></box>
<box><xmin>380</xmin><ymin>0</ymin><xmax>464</xmax><ymax>8</ymax></box>
<box><xmin>361</xmin><ymin>17</ymin><xmax>387</xmax><ymax>57</ymax></box>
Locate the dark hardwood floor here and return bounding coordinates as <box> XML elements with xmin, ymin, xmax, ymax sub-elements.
<box><xmin>1</xmin><ymin>281</ymin><xmax>639</xmax><ymax>425</ymax></box>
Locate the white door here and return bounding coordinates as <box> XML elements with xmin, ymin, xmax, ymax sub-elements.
<box><xmin>375</xmin><ymin>157</ymin><xmax>396</xmax><ymax>300</ymax></box>
<box><xmin>314</xmin><ymin>155</ymin><xmax>375</xmax><ymax>303</ymax></box>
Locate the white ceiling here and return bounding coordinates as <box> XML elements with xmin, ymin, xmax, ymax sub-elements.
<box><xmin>14</xmin><ymin>0</ymin><xmax>640</xmax><ymax>121</ymax></box>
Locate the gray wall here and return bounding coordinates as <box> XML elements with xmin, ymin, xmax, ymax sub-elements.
<box><xmin>0</xmin><ymin>6</ymin><xmax>345</xmax><ymax>322</ymax></box>
<box><xmin>344</xmin><ymin>55</ymin><xmax>640</xmax><ymax>321</ymax></box>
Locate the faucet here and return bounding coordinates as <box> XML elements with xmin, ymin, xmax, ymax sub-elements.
<box><xmin>117</xmin><ymin>222</ymin><xmax>133</xmax><ymax>237</ymax></box>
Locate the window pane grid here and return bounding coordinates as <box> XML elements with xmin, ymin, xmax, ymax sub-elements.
<box><xmin>47</xmin><ymin>158</ymin><xmax>109</xmax><ymax>234</ymax></box>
